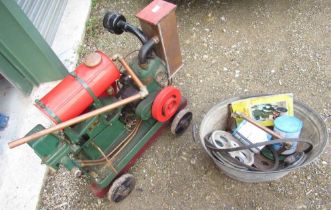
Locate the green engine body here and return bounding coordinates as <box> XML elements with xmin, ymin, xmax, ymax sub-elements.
<box><xmin>27</xmin><ymin>57</ymin><xmax>168</xmax><ymax>188</ymax></box>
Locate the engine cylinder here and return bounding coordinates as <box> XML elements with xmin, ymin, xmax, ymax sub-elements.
<box><xmin>36</xmin><ymin>51</ymin><xmax>121</xmax><ymax>123</ymax></box>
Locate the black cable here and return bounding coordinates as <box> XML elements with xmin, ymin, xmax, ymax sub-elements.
<box><xmin>205</xmin><ymin>137</ymin><xmax>313</xmax><ymax>153</ymax></box>
<box><xmin>205</xmin><ymin>136</ymin><xmax>313</xmax><ymax>171</ymax></box>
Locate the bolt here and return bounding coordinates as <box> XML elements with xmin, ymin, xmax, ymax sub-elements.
<box><xmin>72</xmin><ymin>167</ymin><xmax>82</xmax><ymax>177</ymax></box>
<box><xmin>107</xmin><ymin>86</ymin><xmax>114</xmax><ymax>95</ymax></box>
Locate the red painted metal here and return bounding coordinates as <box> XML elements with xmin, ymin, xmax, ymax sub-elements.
<box><xmin>136</xmin><ymin>0</ymin><xmax>176</xmax><ymax>25</ymax></box>
<box><xmin>36</xmin><ymin>51</ymin><xmax>121</xmax><ymax>123</ymax></box>
<box><xmin>152</xmin><ymin>86</ymin><xmax>181</xmax><ymax>122</ymax></box>
<box><xmin>90</xmin><ymin>182</ymin><xmax>111</xmax><ymax>198</ymax></box>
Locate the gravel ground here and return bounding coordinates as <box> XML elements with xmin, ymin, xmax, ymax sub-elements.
<box><xmin>39</xmin><ymin>0</ymin><xmax>331</xmax><ymax>209</ymax></box>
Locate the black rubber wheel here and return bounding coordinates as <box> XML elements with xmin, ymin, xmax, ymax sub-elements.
<box><xmin>108</xmin><ymin>174</ymin><xmax>136</xmax><ymax>203</ymax></box>
<box><xmin>171</xmin><ymin>108</ymin><xmax>193</xmax><ymax>135</ymax></box>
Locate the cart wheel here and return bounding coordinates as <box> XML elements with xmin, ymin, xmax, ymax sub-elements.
<box><xmin>108</xmin><ymin>174</ymin><xmax>136</xmax><ymax>203</ymax></box>
<box><xmin>171</xmin><ymin>108</ymin><xmax>193</xmax><ymax>135</ymax></box>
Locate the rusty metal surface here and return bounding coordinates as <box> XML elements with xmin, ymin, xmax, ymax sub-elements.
<box><xmin>253</xmin><ymin>153</ymin><xmax>276</xmax><ymax>170</ymax></box>
<box><xmin>138</xmin><ymin>10</ymin><xmax>183</xmax><ymax>78</ymax></box>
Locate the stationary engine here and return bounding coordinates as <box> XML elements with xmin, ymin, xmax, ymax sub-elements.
<box><xmin>8</xmin><ymin>0</ymin><xmax>192</xmax><ymax>202</ymax></box>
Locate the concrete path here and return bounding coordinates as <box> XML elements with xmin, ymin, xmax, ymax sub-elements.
<box><xmin>0</xmin><ymin>0</ymin><xmax>91</xmax><ymax>209</ymax></box>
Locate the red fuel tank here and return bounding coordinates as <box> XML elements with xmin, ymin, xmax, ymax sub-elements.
<box><xmin>36</xmin><ymin>51</ymin><xmax>121</xmax><ymax>123</ymax></box>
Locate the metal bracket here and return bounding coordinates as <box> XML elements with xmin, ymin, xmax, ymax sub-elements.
<box><xmin>35</xmin><ymin>99</ymin><xmax>62</xmax><ymax>123</ymax></box>
<box><xmin>69</xmin><ymin>72</ymin><xmax>103</xmax><ymax>108</ymax></box>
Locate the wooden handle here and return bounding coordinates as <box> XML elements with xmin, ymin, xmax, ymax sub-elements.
<box><xmin>232</xmin><ymin>112</ymin><xmax>283</xmax><ymax>139</ymax></box>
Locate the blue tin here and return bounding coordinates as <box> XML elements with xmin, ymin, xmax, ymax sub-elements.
<box><xmin>0</xmin><ymin>113</ymin><xmax>9</xmax><ymax>130</ymax></box>
<box><xmin>273</xmin><ymin>116</ymin><xmax>303</xmax><ymax>155</ymax></box>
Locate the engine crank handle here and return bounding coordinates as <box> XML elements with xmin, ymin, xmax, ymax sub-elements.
<box><xmin>8</xmin><ymin>93</ymin><xmax>142</xmax><ymax>149</ymax></box>
<box><xmin>9</xmin><ymin>55</ymin><xmax>149</xmax><ymax>149</ymax></box>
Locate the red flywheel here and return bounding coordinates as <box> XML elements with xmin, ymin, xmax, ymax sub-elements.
<box><xmin>152</xmin><ymin>86</ymin><xmax>182</xmax><ymax>122</ymax></box>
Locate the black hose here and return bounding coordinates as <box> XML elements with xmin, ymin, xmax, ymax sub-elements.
<box><xmin>138</xmin><ymin>37</ymin><xmax>159</xmax><ymax>65</ymax></box>
<box><xmin>117</xmin><ymin>21</ymin><xmax>148</xmax><ymax>44</ymax></box>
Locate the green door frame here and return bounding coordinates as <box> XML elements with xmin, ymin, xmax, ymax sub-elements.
<box><xmin>0</xmin><ymin>0</ymin><xmax>68</xmax><ymax>94</ymax></box>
